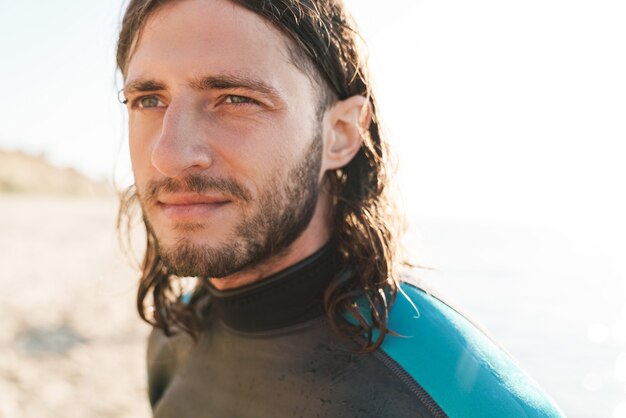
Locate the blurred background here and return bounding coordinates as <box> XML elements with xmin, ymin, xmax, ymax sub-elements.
<box><xmin>1</xmin><ymin>0</ymin><xmax>624</xmax><ymax>416</ymax></box>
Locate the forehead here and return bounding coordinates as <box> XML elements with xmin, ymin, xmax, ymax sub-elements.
<box><xmin>126</xmin><ymin>0</ymin><xmax>304</xmax><ymax>89</ymax></box>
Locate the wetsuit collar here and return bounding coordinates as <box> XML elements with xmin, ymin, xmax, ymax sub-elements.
<box><xmin>204</xmin><ymin>242</ymin><xmax>340</xmax><ymax>333</ymax></box>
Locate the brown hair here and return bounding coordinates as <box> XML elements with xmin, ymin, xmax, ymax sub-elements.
<box><xmin>117</xmin><ymin>0</ymin><xmax>404</xmax><ymax>352</ymax></box>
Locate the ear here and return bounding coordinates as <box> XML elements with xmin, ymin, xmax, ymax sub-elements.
<box><xmin>322</xmin><ymin>95</ymin><xmax>371</xmax><ymax>172</ymax></box>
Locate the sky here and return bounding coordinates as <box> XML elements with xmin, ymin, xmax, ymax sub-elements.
<box><xmin>1</xmin><ymin>1</ymin><xmax>624</xmax><ymax>248</ymax></box>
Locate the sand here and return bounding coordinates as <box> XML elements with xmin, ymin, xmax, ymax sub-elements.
<box><xmin>0</xmin><ymin>195</ymin><xmax>151</xmax><ymax>418</ymax></box>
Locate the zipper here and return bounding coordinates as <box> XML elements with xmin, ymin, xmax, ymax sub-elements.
<box><xmin>373</xmin><ymin>349</ymin><xmax>449</xmax><ymax>418</ymax></box>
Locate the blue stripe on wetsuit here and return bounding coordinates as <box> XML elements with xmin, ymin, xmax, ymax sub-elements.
<box><xmin>379</xmin><ymin>283</ymin><xmax>565</xmax><ymax>417</ymax></box>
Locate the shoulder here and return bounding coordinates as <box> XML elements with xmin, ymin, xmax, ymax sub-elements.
<box><xmin>379</xmin><ymin>279</ymin><xmax>565</xmax><ymax>417</ymax></box>
<box><xmin>146</xmin><ymin>327</ymin><xmax>195</xmax><ymax>408</ymax></box>
<box><xmin>147</xmin><ymin>326</ymin><xmax>194</xmax><ymax>365</ymax></box>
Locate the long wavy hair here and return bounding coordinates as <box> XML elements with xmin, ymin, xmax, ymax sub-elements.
<box><xmin>116</xmin><ymin>0</ymin><xmax>404</xmax><ymax>353</ymax></box>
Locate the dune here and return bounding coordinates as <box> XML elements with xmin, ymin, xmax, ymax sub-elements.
<box><xmin>0</xmin><ymin>149</ymin><xmax>113</xmax><ymax>196</ymax></box>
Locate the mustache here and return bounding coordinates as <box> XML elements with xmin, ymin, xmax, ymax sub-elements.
<box><xmin>141</xmin><ymin>174</ymin><xmax>252</xmax><ymax>205</ymax></box>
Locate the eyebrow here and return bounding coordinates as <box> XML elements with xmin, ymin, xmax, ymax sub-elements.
<box><xmin>190</xmin><ymin>75</ymin><xmax>281</xmax><ymax>97</ymax></box>
<box><xmin>123</xmin><ymin>79</ymin><xmax>166</xmax><ymax>96</ymax></box>
<box><xmin>124</xmin><ymin>75</ymin><xmax>281</xmax><ymax>98</ymax></box>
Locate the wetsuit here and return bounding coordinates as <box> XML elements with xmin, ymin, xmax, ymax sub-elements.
<box><xmin>147</xmin><ymin>244</ymin><xmax>564</xmax><ymax>417</ymax></box>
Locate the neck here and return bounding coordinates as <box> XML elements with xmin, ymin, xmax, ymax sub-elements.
<box><xmin>208</xmin><ymin>237</ymin><xmax>329</xmax><ymax>290</ymax></box>
<box><xmin>209</xmin><ymin>189</ymin><xmax>332</xmax><ymax>290</ymax></box>
<box><xmin>204</xmin><ymin>242</ymin><xmax>340</xmax><ymax>332</ymax></box>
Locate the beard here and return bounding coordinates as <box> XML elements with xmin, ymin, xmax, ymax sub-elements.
<box><xmin>139</xmin><ymin>132</ymin><xmax>323</xmax><ymax>279</ymax></box>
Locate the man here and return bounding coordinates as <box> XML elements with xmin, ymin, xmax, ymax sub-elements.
<box><xmin>116</xmin><ymin>0</ymin><xmax>564</xmax><ymax>416</ymax></box>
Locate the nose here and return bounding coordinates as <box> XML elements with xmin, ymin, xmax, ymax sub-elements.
<box><xmin>151</xmin><ymin>99</ymin><xmax>213</xmax><ymax>178</ymax></box>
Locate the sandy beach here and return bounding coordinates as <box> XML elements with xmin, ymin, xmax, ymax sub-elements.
<box><xmin>0</xmin><ymin>195</ymin><xmax>151</xmax><ymax>418</ymax></box>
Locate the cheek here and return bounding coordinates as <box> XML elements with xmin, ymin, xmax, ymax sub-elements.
<box><xmin>231</xmin><ymin>146</ymin><xmax>282</xmax><ymax>192</ymax></box>
<box><xmin>128</xmin><ymin>119</ymin><xmax>158</xmax><ymax>181</ymax></box>
<box><xmin>219</xmin><ymin>120</ymin><xmax>297</xmax><ymax>175</ymax></box>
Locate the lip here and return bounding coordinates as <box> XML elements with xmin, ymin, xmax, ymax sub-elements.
<box><xmin>157</xmin><ymin>192</ymin><xmax>230</xmax><ymax>205</ymax></box>
<box><xmin>156</xmin><ymin>193</ymin><xmax>231</xmax><ymax>220</ymax></box>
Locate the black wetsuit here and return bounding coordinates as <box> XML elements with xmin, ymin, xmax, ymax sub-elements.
<box><xmin>147</xmin><ymin>245</ymin><xmax>564</xmax><ymax>417</ymax></box>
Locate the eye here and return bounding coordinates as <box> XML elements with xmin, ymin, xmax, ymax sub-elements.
<box><xmin>131</xmin><ymin>95</ymin><xmax>166</xmax><ymax>109</ymax></box>
<box><xmin>223</xmin><ymin>95</ymin><xmax>258</xmax><ymax>105</ymax></box>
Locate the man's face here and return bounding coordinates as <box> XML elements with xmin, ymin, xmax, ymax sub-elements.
<box><xmin>124</xmin><ymin>0</ymin><xmax>330</xmax><ymax>280</ymax></box>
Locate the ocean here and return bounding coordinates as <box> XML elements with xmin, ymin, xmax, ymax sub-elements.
<box><xmin>407</xmin><ymin>218</ymin><xmax>626</xmax><ymax>417</ymax></box>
